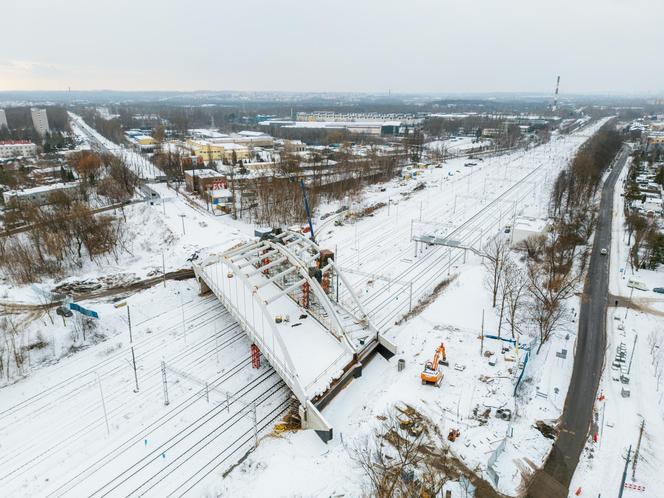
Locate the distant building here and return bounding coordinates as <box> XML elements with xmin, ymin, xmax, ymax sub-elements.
<box><xmin>189</xmin><ymin>129</ymin><xmax>274</xmax><ymax>148</ymax></box>
<box><xmin>295</xmin><ymin>111</ymin><xmax>424</xmax><ymax>126</ymax></box>
<box><xmin>125</xmin><ymin>132</ymin><xmax>157</xmax><ymax>152</ymax></box>
<box><xmin>31</xmin><ymin>108</ymin><xmax>50</xmax><ymax>136</ymax></box>
<box><xmin>0</xmin><ymin>140</ymin><xmax>38</xmax><ymax>159</ymax></box>
<box><xmin>0</xmin><ymin>109</ymin><xmax>7</xmax><ymax>129</ymax></box>
<box><xmin>185</xmin><ymin>140</ymin><xmax>251</xmax><ymax>163</ymax></box>
<box><xmin>260</xmin><ymin>119</ymin><xmax>405</xmax><ymax>136</ymax></box>
<box><xmin>184</xmin><ymin>168</ymin><xmax>228</xmax><ymax>193</ymax></box>
<box><xmin>645</xmin><ymin>131</ymin><xmax>664</xmax><ymax>146</ymax></box>
<box><xmin>284</xmin><ymin>139</ymin><xmax>306</xmax><ymax>153</ymax></box>
<box><xmin>3</xmin><ymin>182</ymin><xmax>80</xmax><ymax>206</ymax></box>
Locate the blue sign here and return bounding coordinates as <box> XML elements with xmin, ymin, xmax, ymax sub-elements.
<box><xmin>69</xmin><ymin>302</ymin><xmax>99</xmax><ymax>319</ymax></box>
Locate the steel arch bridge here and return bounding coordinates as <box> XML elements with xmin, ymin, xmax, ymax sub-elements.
<box><xmin>193</xmin><ymin>231</ymin><xmax>395</xmax><ymax>442</ymax></box>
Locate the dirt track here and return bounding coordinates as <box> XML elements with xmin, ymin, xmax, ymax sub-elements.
<box><xmin>0</xmin><ymin>268</ymin><xmax>194</xmax><ymax>316</ymax></box>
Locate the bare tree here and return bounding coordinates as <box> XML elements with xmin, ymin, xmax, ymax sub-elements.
<box><xmin>483</xmin><ymin>236</ymin><xmax>511</xmax><ymax>308</ymax></box>
<box><xmin>526</xmin><ymin>251</ymin><xmax>579</xmax><ymax>353</ymax></box>
<box><xmin>502</xmin><ymin>260</ymin><xmax>528</xmax><ymax>339</ymax></box>
<box><xmin>352</xmin><ymin>407</ymin><xmax>449</xmax><ymax>498</ymax></box>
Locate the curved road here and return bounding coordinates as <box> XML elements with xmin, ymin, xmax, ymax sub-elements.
<box><xmin>528</xmin><ymin>145</ymin><xmax>629</xmax><ymax>497</ymax></box>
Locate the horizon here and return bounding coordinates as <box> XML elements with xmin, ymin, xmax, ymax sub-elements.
<box><xmin>2</xmin><ymin>0</ymin><xmax>663</xmax><ymax>95</ymax></box>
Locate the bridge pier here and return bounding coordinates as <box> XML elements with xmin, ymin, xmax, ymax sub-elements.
<box><xmin>196</xmin><ymin>275</ymin><xmax>210</xmax><ymax>295</ymax></box>
<box><xmin>299</xmin><ymin>401</ymin><xmax>333</xmax><ymax>443</ymax></box>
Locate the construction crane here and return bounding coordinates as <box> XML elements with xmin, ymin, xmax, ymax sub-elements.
<box><xmin>299</xmin><ymin>179</ymin><xmax>316</xmax><ymax>244</ymax></box>
<box><xmin>552</xmin><ymin>75</ymin><xmax>561</xmax><ymax>112</ymax></box>
<box><xmin>420</xmin><ymin>343</ymin><xmax>448</xmax><ymax>387</ymax></box>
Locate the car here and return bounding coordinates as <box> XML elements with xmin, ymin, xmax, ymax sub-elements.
<box><xmin>56</xmin><ymin>305</ymin><xmax>73</xmax><ymax>318</ymax></box>
<box><xmin>600</xmin><ymin>248</ymin><xmax>608</xmax><ymax>255</ymax></box>
<box><xmin>653</xmin><ymin>287</ymin><xmax>664</xmax><ymax>294</ymax></box>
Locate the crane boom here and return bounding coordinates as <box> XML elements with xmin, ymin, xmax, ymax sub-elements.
<box><xmin>299</xmin><ymin>179</ymin><xmax>316</xmax><ymax>244</ymax></box>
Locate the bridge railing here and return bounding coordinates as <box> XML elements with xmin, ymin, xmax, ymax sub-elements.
<box><xmin>194</xmin><ymin>257</ymin><xmax>308</xmax><ymax>405</ymax></box>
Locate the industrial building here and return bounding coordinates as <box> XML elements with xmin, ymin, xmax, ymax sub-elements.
<box><xmin>295</xmin><ymin>111</ymin><xmax>424</xmax><ymax>126</ymax></box>
<box><xmin>185</xmin><ymin>140</ymin><xmax>251</xmax><ymax>163</ymax></box>
<box><xmin>189</xmin><ymin>129</ymin><xmax>274</xmax><ymax>148</ymax></box>
<box><xmin>259</xmin><ymin>119</ymin><xmax>406</xmax><ymax>136</ymax></box>
<box><xmin>184</xmin><ymin>168</ymin><xmax>228</xmax><ymax>194</ymax></box>
<box><xmin>3</xmin><ymin>181</ymin><xmax>80</xmax><ymax>206</ymax></box>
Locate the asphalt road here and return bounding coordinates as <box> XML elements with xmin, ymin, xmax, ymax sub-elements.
<box><xmin>528</xmin><ymin>145</ymin><xmax>630</xmax><ymax>497</ymax></box>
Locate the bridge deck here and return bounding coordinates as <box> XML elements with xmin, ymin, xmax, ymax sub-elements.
<box><xmin>193</xmin><ymin>231</ymin><xmax>396</xmax><ymax>441</ymax></box>
<box><xmin>204</xmin><ymin>257</ymin><xmax>353</xmax><ymax>399</ymax></box>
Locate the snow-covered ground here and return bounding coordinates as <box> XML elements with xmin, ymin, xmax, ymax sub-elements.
<box><xmin>426</xmin><ymin>136</ymin><xmax>493</xmax><ymax>155</ymax></box>
<box><xmin>0</xmin><ymin>119</ymin><xmax>611</xmax><ymax>497</ymax></box>
<box><xmin>570</xmin><ymin>159</ymin><xmax>664</xmax><ymax>497</ymax></box>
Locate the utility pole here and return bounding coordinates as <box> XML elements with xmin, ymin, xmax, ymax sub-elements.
<box><xmin>632</xmin><ymin>420</ymin><xmax>645</xmax><ymax>481</ymax></box>
<box><xmin>180</xmin><ymin>293</ymin><xmax>187</xmax><ymax>344</ymax></box>
<box><xmin>480</xmin><ymin>309</ymin><xmax>485</xmax><ymax>357</ymax></box>
<box><xmin>447</xmin><ymin>248</ymin><xmax>451</xmax><ymax>275</ymax></box>
<box><xmin>335</xmin><ymin>244</ymin><xmax>339</xmax><ymax>303</ymax></box>
<box><xmin>162</xmin><ymin>253</ymin><xmax>166</xmax><ymax>288</ymax></box>
<box><xmin>179</xmin><ymin>214</ymin><xmax>186</xmax><ymax>235</ymax></box>
<box><xmin>618</xmin><ymin>445</ymin><xmax>632</xmax><ymax>498</ymax></box>
<box><xmin>625</xmin><ymin>287</ymin><xmax>634</xmax><ymax>319</ymax></box>
<box><xmin>127</xmin><ymin>306</ymin><xmax>140</xmax><ymax>393</ymax></box>
<box><xmin>161</xmin><ymin>360</ymin><xmax>169</xmax><ymax>406</ymax></box>
<box><xmin>94</xmin><ymin>371</ymin><xmax>110</xmax><ymax>435</ymax></box>
<box><xmin>627</xmin><ymin>334</ymin><xmax>638</xmax><ymax>375</ymax></box>
<box><xmin>215</xmin><ymin>324</ymin><xmax>221</xmax><ymax>374</ymax></box>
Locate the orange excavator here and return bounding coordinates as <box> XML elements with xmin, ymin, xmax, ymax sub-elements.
<box><xmin>420</xmin><ymin>343</ymin><xmax>448</xmax><ymax>387</ymax></box>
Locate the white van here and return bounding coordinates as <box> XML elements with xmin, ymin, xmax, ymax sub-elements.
<box><xmin>627</xmin><ymin>279</ymin><xmax>648</xmax><ymax>291</ymax></box>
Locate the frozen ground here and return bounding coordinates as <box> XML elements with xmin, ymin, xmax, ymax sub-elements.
<box><xmin>0</xmin><ymin>119</ymin><xmax>610</xmax><ymax>496</ymax></box>
<box><xmin>570</xmin><ymin>159</ymin><xmax>664</xmax><ymax>497</ymax></box>
<box><xmin>426</xmin><ymin>136</ymin><xmax>493</xmax><ymax>155</ymax></box>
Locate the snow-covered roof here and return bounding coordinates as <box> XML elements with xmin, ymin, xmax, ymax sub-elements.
<box><xmin>237</xmin><ymin>131</ymin><xmax>269</xmax><ymax>137</ymax></box>
<box><xmin>184</xmin><ymin>168</ymin><xmax>225</xmax><ymax>179</ymax></box>
<box><xmin>209</xmin><ymin>188</ymin><xmax>232</xmax><ymax>198</ymax></box>
<box><xmin>5</xmin><ymin>181</ymin><xmax>79</xmax><ymax>197</ymax></box>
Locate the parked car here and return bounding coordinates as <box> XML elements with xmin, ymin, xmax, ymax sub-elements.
<box><xmin>56</xmin><ymin>305</ymin><xmax>73</xmax><ymax>318</ymax></box>
<box><xmin>627</xmin><ymin>279</ymin><xmax>648</xmax><ymax>291</ymax></box>
<box><xmin>600</xmin><ymin>248</ymin><xmax>608</xmax><ymax>255</ymax></box>
<box><xmin>653</xmin><ymin>287</ymin><xmax>664</xmax><ymax>294</ymax></box>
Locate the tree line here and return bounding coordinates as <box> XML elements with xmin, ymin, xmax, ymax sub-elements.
<box><xmin>0</xmin><ymin>152</ymin><xmax>139</xmax><ymax>283</ymax></box>
<box><xmin>486</xmin><ymin>120</ymin><xmax>622</xmax><ymax>353</ymax></box>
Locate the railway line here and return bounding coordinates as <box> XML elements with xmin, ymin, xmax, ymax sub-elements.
<box><xmin>0</xmin><ymin>117</ymin><xmax>609</xmax><ymax>496</ymax></box>
<box><xmin>332</xmin><ymin>120</ymin><xmax>607</xmax><ymax>330</ymax></box>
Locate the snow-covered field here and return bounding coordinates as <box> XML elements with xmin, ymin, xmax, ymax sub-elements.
<box><xmin>426</xmin><ymin>137</ymin><xmax>493</xmax><ymax>155</ymax></box>
<box><xmin>0</xmin><ymin>119</ymin><xmax>612</xmax><ymax>497</ymax></box>
<box><xmin>570</xmin><ymin>159</ymin><xmax>664</xmax><ymax>497</ymax></box>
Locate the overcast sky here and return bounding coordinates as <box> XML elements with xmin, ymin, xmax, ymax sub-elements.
<box><xmin>1</xmin><ymin>0</ymin><xmax>662</xmax><ymax>95</ymax></box>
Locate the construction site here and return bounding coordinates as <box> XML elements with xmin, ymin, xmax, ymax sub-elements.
<box><xmin>0</xmin><ymin>107</ymin><xmax>632</xmax><ymax>498</ymax></box>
